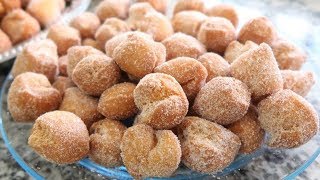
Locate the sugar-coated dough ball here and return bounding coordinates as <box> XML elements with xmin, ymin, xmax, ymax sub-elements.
<box><xmin>154</xmin><ymin>57</ymin><xmax>207</xmax><ymax>101</ymax></box>
<box><xmin>0</xmin><ymin>29</ymin><xmax>12</xmax><ymax>53</ymax></box>
<box><xmin>173</xmin><ymin>0</ymin><xmax>204</xmax><ymax>14</ymax></box>
<box><xmin>230</xmin><ymin>43</ymin><xmax>283</xmax><ymax>100</ymax></box>
<box><xmin>206</xmin><ymin>4</ymin><xmax>238</xmax><ymax>28</ymax></box>
<box><xmin>176</xmin><ymin>116</ymin><xmax>240</xmax><ymax>173</ymax></box>
<box><xmin>227</xmin><ymin>108</ymin><xmax>265</xmax><ymax>154</ymax></box>
<box><xmin>47</xmin><ymin>25</ymin><xmax>81</xmax><ymax>55</ymax></box>
<box><xmin>1</xmin><ymin>0</ymin><xmax>21</xmax><ymax>13</ymax></box>
<box><xmin>72</xmin><ymin>54</ymin><xmax>121</xmax><ymax>96</ymax></box>
<box><xmin>67</xmin><ymin>46</ymin><xmax>104</xmax><ymax>77</ymax></box>
<box><xmin>121</xmin><ymin>124</ymin><xmax>181</xmax><ymax>178</ymax></box>
<box><xmin>193</xmin><ymin>77</ymin><xmax>251</xmax><ymax>125</ymax></box>
<box><xmin>162</xmin><ymin>32</ymin><xmax>206</xmax><ymax>60</ymax></box>
<box><xmin>281</xmin><ymin>70</ymin><xmax>315</xmax><ymax>97</ymax></box>
<box><xmin>1</xmin><ymin>9</ymin><xmax>40</xmax><ymax>44</ymax></box>
<box><xmin>82</xmin><ymin>38</ymin><xmax>103</xmax><ymax>51</ymax></box>
<box><xmin>136</xmin><ymin>0</ymin><xmax>168</xmax><ymax>13</ymax></box>
<box><xmin>98</xmin><ymin>83</ymin><xmax>138</xmax><ymax>120</ymax></box>
<box><xmin>258</xmin><ymin>90</ymin><xmax>319</xmax><ymax>148</ymax></box>
<box><xmin>95</xmin><ymin>0</ymin><xmax>130</xmax><ymax>21</ymax></box>
<box><xmin>113</xmin><ymin>33</ymin><xmax>166</xmax><ymax>79</ymax></box>
<box><xmin>95</xmin><ymin>18</ymin><xmax>129</xmax><ymax>50</ymax></box>
<box><xmin>52</xmin><ymin>76</ymin><xmax>75</xmax><ymax>97</ymax></box>
<box><xmin>238</xmin><ymin>16</ymin><xmax>278</xmax><ymax>45</ymax></box>
<box><xmin>172</xmin><ymin>10</ymin><xmax>208</xmax><ymax>37</ymax></box>
<box><xmin>198</xmin><ymin>52</ymin><xmax>230</xmax><ymax>82</ymax></box>
<box><xmin>271</xmin><ymin>39</ymin><xmax>307</xmax><ymax>70</ymax></box>
<box><xmin>27</xmin><ymin>0</ymin><xmax>63</xmax><ymax>26</ymax></box>
<box><xmin>197</xmin><ymin>17</ymin><xmax>236</xmax><ymax>54</ymax></box>
<box><xmin>89</xmin><ymin>119</ymin><xmax>127</xmax><ymax>167</ymax></box>
<box><xmin>224</xmin><ymin>40</ymin><xmax>258</xmax><ymax>63</ymax></box>
<box><xmin>134</xmin><ymin>73</ymin><xmax>189</xmax><ymax>129</ymax></box>
<box><xmin>58</xmin><ymin>55</ymin><xmax>68</xmax><ymax>76</ymax></box>
<box><xmin>59</xmin><ymin>87</ymin><xmax>102</xmax><ymax>128</ymax></box>
<box><xmin>70</xmin><ymin>12</ymin><xmax>101</xmax><ymax>38</ymax></box>
<box><xmin>28</xmin><ymin>111</ymin><xmax>89</xmax><ymax>164</ymax></box>
<box><xmin>11</xmin><ymin>39</ymin><xmax>58</xmax><ymax>82</ymax></box>
<box><xmin>127</xmin><ymin>2</ymin><xmax>156</xmax><ymax>29</ymax></box>
<box><xmin>8</xmin><ymin>72</ymin><xmax>61</xmax><ymax>122</ymax></box>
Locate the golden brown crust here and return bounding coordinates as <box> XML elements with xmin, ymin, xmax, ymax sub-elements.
<box><xmin>224</xmin><ymin>40</ymin><xmax>258</xmax><ymax>63</ymax></box>
<box><xmin>1</xmin><ymin>9</ymin><xmax>40</xmax><ymax>44</ymax></box>
<box><xmin>89</xmin><ymin>119</ymin><xmax>127</xmax><ymax>167</ymax></box>
<box><xmin>95</xmin><ymin>0</ymin><xmax>130</xmax><ymax>21</ymax></box>
<box><xmin>28</xmin><ymin>111</ymin><xmax>89</xmax><ymax>164</ymax></box>
<box><xmin>47</xmin><ymin>25</ymin><xmax>81</xmax><ymax>55</ymax></box>
<box><xmin>281</xmin><ymin>70</ymin><xmax>315</xmax><ymax>97</ymax></box>
<box><xmin>59</xmin><ymin>87</ymin><xmax>102</xmax><ymax>128</ymax></box>
<box><xmin>173</xmin><ymin>0</ymin><xmax>204</xmax><ymax>14</ymax></box>
<box><xmin>193</xmin><ymin>77</ymin><xmax>251</xmax><ymax>125</ymax></box>
<box><xmin>0</xmin><ymin>28</ymin><xmax>12</xmax><ymax>53</ymax></box>
<box><xmin>176</xmin><ymin>116</ymin><xmax>241</xmax><ymax>173</ymax></box>
<box><xmin>238</xmin><ymin>16</ymin><xmax>278</xmax><ymax>45</ymax></box>
<box><xmin>161</xmin><ymin>32</ymin><xmax>206</xmax><ymax>60</ymax></box>
<box><xmin>11</xmin><ymin>39</ymin><xmax>58</xmax><ymax>82</ymax></box>
<box><xmin>230</xmin><ymin>43</ymin><xmax>283</xmax><ymax>100</ymax></box>
<box><xmin>8</xmin><ymin>72</ymin><xmax>61</xmax><ymax>122</ymax></box>
<box><xmin>206</xmin><ymin>4</ymin><xmax>238</xmax><ymax>28</ymax></box>
<box><xmin>70</xmin><ymin>12</ymin><xmax>101</xmax><ymax>38</ymax></box>
<box><xmin>120</xmin><ymin>124</ymin><xmax>181</xmax><ymax>178</ymax></box>
<box><xmin>52</xmin><ymin>76</ymin><xmax>75</xmax><ymax>97</ymax></box>
<box><xmin>136</xmin><ymin>0</ymin><xmax>168</xmax><ymax>13</ymax></box>
<box><xmin>72</xmin><ymin>54</ymin><xmax>121</xmax><ymax>96</ymax></box>
<box><xmin>98</xmin><ymin>82</ymin><xmax>138</xmax><ymax>120</ymax></box>
<box><xmin>257</xmin><ymin>90</ymin><xmax>319</xmax><ymax>148</ymax></box>
<box><xmin>27</xmin><ymin>0</ymin><xmax>63</xmax><ymax>26</ymax></box>
<box><xmin>197</xmin><ymin>17</ymin><xmax>236</xmax><ymax>54</ymax></box>
<box><xmin>198</xmin><ymin>52</ymin><xmax>230</xmax><ymax>82</ymax></box>
<box><xmin>154</xmin><ymin>57</ymin><xmax>207</xmax><ymax>101</ymax></box>
<box><xmin>134</xmin><ymin>73</ymin><xmax>189</xmax><ymax>129</ymax></box>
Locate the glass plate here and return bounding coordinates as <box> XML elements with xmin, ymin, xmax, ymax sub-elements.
<box><xmin>0</xmin><ymin>0</ymin><xmax>91</xmax><ymax>64</ymax></box>
<box><xmin>1</xmin><ymin>0</ymin><xmax>320</xmax><ymax>179</ymax></box>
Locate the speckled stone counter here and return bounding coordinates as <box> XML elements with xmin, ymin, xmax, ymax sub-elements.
<box><xmin>1</xmin><ymin>0</ymin><xmax>320</xmax><ymax>179</ymax></box>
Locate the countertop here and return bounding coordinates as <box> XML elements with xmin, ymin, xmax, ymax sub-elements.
<box><xmin>1</xmin><ymin>0</ymin><xmax>320</xmax><ymax>179</ymax></box>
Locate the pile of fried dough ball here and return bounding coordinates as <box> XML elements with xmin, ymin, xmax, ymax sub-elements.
<box><xmin>7</xmin><ymin>0</ymin><xmax>319</xmax><ymax>178</ymax></box>
<box><xmin>0</xmin><ymin>0</ymin><xmax>67</xmax><ymax>53</ymax></box>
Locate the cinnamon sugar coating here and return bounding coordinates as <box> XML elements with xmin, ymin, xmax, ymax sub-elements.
<box><xmin>52</xmin><ymin>76</ymin><xmax>75</xmax><ymax>97</ymax></box>
<box><xmin>70</xmin><ymin>12</ymin><xmax>101</xmax><ymax>38</ymax></box>
<box><xmin>281</xmin><ymin>70</ymin><xmax>315</xmax><ymax>97</ymax></box>
<box><xmin>58</xmin><ymin>55</ymin><xmax>68</xmax><ymax>76</ymax></box>
<box><xmin>82</xmin><ymin>38</ymin><xmax>103</xmax><ymax>51</ymax></box>
<box><xmin>206</xmin><ymin>4</ymin><xmax>238</xmax><ymax>28</ymax></box>
<box><xmin>224</xmin><ymin>40</ymin><xmax>258</xmax><ymax>63</ymax></box>
<box><xmin>136</xmin><ymin>0</ymin><xmax>168</xmax><ymax>13</ymax></box>
<box><xmin>127</xmin><ymin>2</ymin><xmax>156</xmax><ymax>29</ymax></box>
<box><xmin>95</xmin><ymin>0</ymin><xmax>130</xmax><ymax>21</ymax></box>
<box><xmin>173</xmin><ymin>0</ymin><xmax>204</xmax><ymax>14</ymax></box>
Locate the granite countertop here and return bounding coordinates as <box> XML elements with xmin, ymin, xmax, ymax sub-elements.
<box><xmin>1</xmin><ymin>0</ymin><xmax>320</xmax><ymax>179</ymax></box>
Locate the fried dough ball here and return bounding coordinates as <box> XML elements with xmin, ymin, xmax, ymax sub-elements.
<box><xmin>162</xmin><ymin>32</ymin><xmax>206</xmax><ymax>60</ymax></box>
<box><xmin>197</xmin><ymin>17</ymin><xmax>236</xmax><ymax>54</ymax></box>
<box><xmin>134</xmin><ymin>11</ymin><xmax>173</xmax><ymax>41</ymax></box>
<box><xmin>230</xmin><ymin>43</ymin><xmax>283</xmax><ymax>100</ymax></box>
<box><xmin>0</xmin><ymin>29</ymin><xmax>12</xmax><ymax>53</ymax></box>
<box><xmin>224</xmin><ymin>40</ymin><xmax>258</xmax><ymax>63</ymax></box>
<box><xmin>238</xmin><ymin>16</ymin><xmax>278</xmax><ymax>45</ymax></box>
<box><xmin>173</xmin><ymin>0</ymin><xmax>204</xmax><ymax>14</ymax></box>
<box><xmin>136</xmin><ymin>0</ymin><xmax>168</xmax><ymax>13</ymax></box>
<box><xmin>206</xmin><ymin>4</ymin><xmax>238</xmax><ymax>28</ymax></box>
<box><xmin>27</xmin><ymin>0</ymin><xmax>64</xmax><ymax>26</ymax></box>
<box><xmin>1</xmin><ymin>0</ymin><xmax>21</xmax><ymax>11</ymax></box>
<box><xmin>172</xmin><ymin>10</ymin><xmax>208</xmax><ymax>37</ymax></box>
<box><xmin>66</xmin><ymin>46</ymin><xmax>104</xmax><ymax>77</ymax></box>
<box><xmin>95</xmin><ymin>0</ymin><xmax>130</xmax><ymax>21</ymax></box>
<box><xmin>120</xmin><ymin>124</ymin><xmax>181</xmax><ymax>178</ymax></box>
<box><xmin>227</xmin><ymin>108</ymin><xmax>265</xmax><ymax>154</ymax></box>
<box><xmin>95</xmin><ymin>18</ymin><xmax>129</xmax><ymax>50</ymax></box>
<box><xmin>271</xmin><ymin>39</ymin><xmax>307</xmax><ymax>70</ymax></box>
<box><xmin>113</xmin><ymin>33</ymin><xmax>166</xmax><ymax>79</ymax></box>
<box><xmin>198</xmin><ymin>53</ymin><xmax>230</xmax><ymax>82</ymax></box>
<box><xmin>11</xmin><ymin>39</ymin><xmax>58</xmax><ymax>82</ymax></box>
<box><xmin>47</xmin><ymin>25</ymin><xmax>81</xmax><ymax>55</ymax></box>
<box><xmin>258</xmin><ymin>90</ymin><xmax>319</xmax><ymax>148</ymax></box>
<box><xmin>281</xmin><ymin>70</ymin><xmax>315</xmax><ymax>97</ymax></box>
<box><xmin>72</xmin><ymin>54</ymin><xmax>121</xmax><ymax>96</ymax></box>
<box><xmin>52</xmin><ymin>76</ymin><xmax>75</xmax><ymax>97</ymax></box>
<box><xmin>28</xmin><ymin>111</ymin><xmax>89</xmax><ymax>164</ymax></box>
<box><xmin>127</xmin><ymin>2</ymin><xmax>156</xmax><ymax>29</ymax></box>
<box><xmin>154</xmin><ymin>57</ymin><xmax>207</xmax><ymax>101</ymax></box>
<box><xmin>1</xmin><ymin>9</ymin><xmax>40</xmax><ymax>44</ymax></box>
<box><xmin>8</xmin><ymin>72</ymin><xmax>61</xmax><ymax>122</ymax></box>
<box><xmin>98</xmin><ymin>83</ymin><xmax>138</xmax><ymax>120</ymax></box>
<box><xmin>82</xmin><ymin>38</ymin><xmax>102</xmax><ymax>51</ymax></box>
<box><xmin>89</xmin><ymin>119</ymin><xmax>127</xmax><ymax>167</ymax></box>
<box><xmin>59</xmin><ymin>87</ymin><xmax>102</xmax><ymax>128</ymax></box>
<box><xmin>193</xmin><ymin>77</ymin><xmax>251</xmax><ymax>125</ymax></box>
<box><xmin>134</xmin><ymin>73</ymin><xmax>189</xmax><ymax>129</ymax></box>
<box><xmin>58</xmin><ymin>55</ymin><xmax>68</xmax><ymax>76</ymax></box>
<box><xmin>70</xmin><ymin>12</ymin><xmax>101</xmax><ymax>38</ymax></box>
<box><xmin>176</xmin><ymin>116</ymin><xmax>241</xmax><ymax>173</ymax></box>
